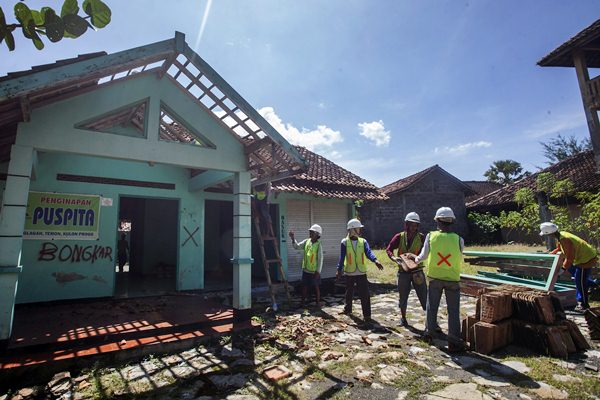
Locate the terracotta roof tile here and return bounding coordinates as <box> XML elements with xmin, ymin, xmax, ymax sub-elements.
<box><xmin>271</xmin><ymin>146</ymin><xmax>387</xmax><ymax>201</ymax></box>
<box><xmin>467</xmin><ymin>150</ymin><xmax>600</xmax><ymax>210</ymax></box>
<box><xmin>381</xmin><ymin>165</ymin><xmax>475</xmax><ymax>196</ymax></box>
<box><xmin>463</xmin><ymin>181</ymin><xmax>504</xmax><ymax>203</ymax></box>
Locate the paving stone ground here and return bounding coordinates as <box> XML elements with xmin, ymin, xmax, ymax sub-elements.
<box><xmin>2</xmin><ymin>284</ymin><xmax>600</xmax><ymax>400</ymax></box>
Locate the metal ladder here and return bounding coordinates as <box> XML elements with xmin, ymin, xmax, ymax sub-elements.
<box><xmin>252</xmin><ymin>211</ymin><xmax>291</xmax><ymax>311</ymax></box>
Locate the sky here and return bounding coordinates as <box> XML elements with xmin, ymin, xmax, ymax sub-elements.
<box><xmin>0</xmin><ymin>0</ymin><xmax>597</xmax><ymax>187</ymax></box>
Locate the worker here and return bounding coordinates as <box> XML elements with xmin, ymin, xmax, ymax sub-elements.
<box><xmin>252</xmin><ymin>182</ymin><xmax>272</xmax><ymax>232</ymax></box>
<box><xmin>386</xmin><ymin>212</ymin><xmax>427</xmax><ymax>327</ymax></box>
<box><xmin>289</xmin><ymin>224</ymin><xmax>323</xmax><ymax>308</ymax></box>
<box><xmin>407</xmin><ymin>207</ymin><xmax>465</xmax><ymax>352</ymax></box>
<box><xmin>336</xmin><ymin>218</ymin><xmax>384</xmax><ymax>327</ymax></box>
<box><xmin>540</xmin><ymin>222</ymin><xmax>598</xmax><ymax>311</ymax></box>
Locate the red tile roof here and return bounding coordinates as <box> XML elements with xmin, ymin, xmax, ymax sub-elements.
<box><xmin>463</xmin><ymin>181</ymin><xmax>504</xmax><ymax>203</ymax></box>
<box><xmin>467</xmin><ymin>150</ymin><xmax>600</xmax><ymax>210</ymax></box>
<box><xmin>380</xmin><ymin>165</ymin><xmax>474</xmax><ymax>196</ymax></box>
<box><xmin>271</xmin><ymin>147</ymin><xmax>388</xmax><ymax>201</ymax></box>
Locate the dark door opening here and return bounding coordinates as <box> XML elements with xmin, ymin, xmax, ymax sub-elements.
<box><xmin>115</xmin><ymin>197</ymin><xmax>178</xmax><ymax>297</ymax></box>
<box><xmin>204</xmin><ymin>200</ymin><xmax>233</xmax><ymax>291</ymax></box>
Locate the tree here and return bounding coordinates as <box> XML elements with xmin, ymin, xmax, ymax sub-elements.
<box><xmin>540</xmin><ymin>134</ymin><xmax>592</xmax><ymax>165</ymax></box>
<box><xmin>0</xmin><ymin>0</ymin><xmax>111</xmax><ymax>52</ymax></box>
<box><xmin>483</xmin><ymin>159</ymin><xmax>528</xmax><ymax>185</ymax></box>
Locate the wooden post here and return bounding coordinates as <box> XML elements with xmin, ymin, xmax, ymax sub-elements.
<box><xmin>573</xmin><ymin>51</ymin><xmax>600</xmax><ymax>171</ymax></box>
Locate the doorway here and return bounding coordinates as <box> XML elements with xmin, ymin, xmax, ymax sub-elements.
<box><xmin>115</xmin><ymin>197</ymin><xmax>179</xmax><ymax>297</ymax></box>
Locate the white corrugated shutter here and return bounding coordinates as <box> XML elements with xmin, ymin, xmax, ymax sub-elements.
<box><xmin>285</xmin><ymin>199</ymin><xmax>348</xmax><ymax>281</ymax></box>
<box><xmin>286</xmin><ymin>200</ymin><xmax>311</xmax><ymax>282</ymax></box>
<box><xmin>313</xmin><ymin>202</ymin><xmax>348</xmax><ymax>279</ymax></box>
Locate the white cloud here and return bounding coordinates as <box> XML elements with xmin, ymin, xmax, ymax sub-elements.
<box><xmin>358</xmin><ymin>120</ymin><xmax>391</xmax><ymax>147</ymax></box>
<box><xmin>524</xmin><ymin>111</ymin><xmax>586</xmax><ymax>139</ymax></box>
<box><xmin>434</xmin><ymin>141</ymin><xmax>492</xmax><ymax>156</ymax></box>
<box><xmin>258</xmin><ymin>107</ymin><xmax>342</xmax><ymax>151</ymax></box>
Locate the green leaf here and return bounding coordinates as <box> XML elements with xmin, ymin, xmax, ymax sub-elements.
<box><xmin>82</xmin><ymin>0</ymin><xmax>111</xmax><ymax>28</ymax></box>
<box><xmin>31</xmin><ymin>9</ymin><xmax>44</xmax><ymax>26</ymax></box>
<box><xmin>63</xmin><ymin>13</ymin><xmax>87</xmax><ymax>37</ymax></box>
<box><xmin>0</xmin><ymin>6</ymin><xmax>7</xmax><ymax>42</ymax></box>
<box><xmin>61</xmin><ymin>0</ymin><xmax>79</xmax><ymax>17</ymax></box>
<box><xmin>27</xmin><ymin>19</ymin><xmax>44</xmax><ymax>50</ymax></box>
<box><xmin>5</xmin><ymin>29</ymin><xmax>15</xmax><ymax>51</ymax></box>
<box><xmin>43</xmin><ymin>8</ymin><xmax>64</xmax><ymax>42</ymax></box>
<box><xmin>14</xmin><ymin>2</ymin><xmax>34</xmax><ymax>38</ymax></box>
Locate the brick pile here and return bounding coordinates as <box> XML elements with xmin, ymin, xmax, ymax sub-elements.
<box><xmin>462</xmin><ymin>284</ymin><xmax>590</xmax><ymax>356</ymax></box>
<box><xmin>584</xmin><ymin>307</ymin><xmax>600</xmax><ymax>340</ymax></box>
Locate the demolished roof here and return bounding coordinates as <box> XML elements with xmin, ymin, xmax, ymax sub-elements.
<box><xmin>0</xmin><ymin>32</ymin><xmax>306</xmax><ymax>182</ymax></box>
<box><xmin>271</xmin><ymin>147</ymin><xmax>388</xmax><ymax>201</ymax></box>
<box><xmin>538</xmin><ymin>18</ymin><xmax>600</xmax><ymax>68</ymax></box>
<box><xmin>381</xmin><ymin>165</ymin><xmax>475</xmax><ymax>196</ymax></box>
<box><xmin>467</xmin><ymin>150</ymin><xmax>600</xmax><ymax>211</ymax></box>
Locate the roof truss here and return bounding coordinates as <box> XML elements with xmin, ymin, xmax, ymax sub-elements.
<box><xmin>0</xmin><ymin>32</ymin><xmax>306</xmax><ymax>182</ymax></box>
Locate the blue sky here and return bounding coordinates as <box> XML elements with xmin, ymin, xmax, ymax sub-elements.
<box><xmin>0</xmin><ymin>1</ymin><xmax>597</xmax><ymax>186</ymax></box>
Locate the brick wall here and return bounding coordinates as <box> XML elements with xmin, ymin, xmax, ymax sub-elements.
<box><xmin>361</xmin><ymin>171</ymin><xmax>470</xmax><ymax>247</ymax></box>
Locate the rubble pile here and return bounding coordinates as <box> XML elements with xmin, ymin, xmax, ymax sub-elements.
<box><xmin>463</xmin><ymin>284</ymin><xmax>590</xmax><ymax>356</ymax></box>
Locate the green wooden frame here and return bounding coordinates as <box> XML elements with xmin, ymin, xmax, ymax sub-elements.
<box><xmin>461</xmin><ymin>251</ymin><xmax>561</xmax><ymax>291</ymax></box>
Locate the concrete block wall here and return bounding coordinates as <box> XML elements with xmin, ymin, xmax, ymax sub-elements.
<box><xmin>361</xmin><ymin>171</ymin><xmax>470</xmax><ymax>247</ymax></box>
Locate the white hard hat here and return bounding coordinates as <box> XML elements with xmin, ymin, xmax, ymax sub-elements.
<box><xmin>539</xmin><ymin>222</ymin><xmax>558</xmax><ymax>236</ymax></box>
<box><xmin>405</xmin><ymin>212</ymin><xmax>420</xmax><ymax>223</ymax></box>
<box><xmin>434</xmin><ymin>207</ymin><xmax>455</xmax><ymax>221</ymax></box>
<box><xmin>347</xmin><ymin>218</ymin><xmax>364</xmax><ymax>230</ymax></box>
<box><xmin>309</xmin><ymin>224</ymin><xmax>322</xmax><ymax>235</ymax></box>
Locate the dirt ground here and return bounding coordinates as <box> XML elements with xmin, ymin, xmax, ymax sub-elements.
<box><xmin>2</xmin><ymin>282</ymin><xmax>600</xmax><ymax>400</ymax></box>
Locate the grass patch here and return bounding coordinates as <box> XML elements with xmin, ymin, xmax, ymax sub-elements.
<box><xmin>501</xmin><ymin>355</ymin><xmax>600</xmax><ymax>400</ymax></box>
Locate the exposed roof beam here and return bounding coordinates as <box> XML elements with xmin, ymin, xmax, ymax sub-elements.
<box><xmin>19</xmin><ymin>96</ymin><xmax>30</xmax><ymax>122</ymax></box>
<box><xmin>244</xmin><ymin>137</ymin><xmax>271</xmax><ymax>155</ymax></box>
<box><xmin>182</xmin><ymin>43</ymin><xmax>306</xmax><ymax>169</ymax></box>
<box><xmin>189</xmin><ymin>170</ymin><xmax>233</xmax><ymax>191</ymax></box>
<box><xmin>0</xmin><ymin>33</ymin><xmax>185</xmax><ymax>100</ymax></box>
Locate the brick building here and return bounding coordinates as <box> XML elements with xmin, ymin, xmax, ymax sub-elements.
<box><xmin>361</xmin><ymin>165</ymin><xmax>474</xmax><ymax>246</ymax></box>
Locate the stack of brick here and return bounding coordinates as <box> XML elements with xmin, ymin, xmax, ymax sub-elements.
<box><xmin>462</xmin><ymin>284</ymin><xmax>589</xmax><ymax>356</ymax></box>
<box><xmin>584</xmin><ymin>307</ymin><xmax>600</xmax><ymax>340</ymax></box>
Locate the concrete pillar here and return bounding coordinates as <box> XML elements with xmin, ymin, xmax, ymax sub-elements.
<box><xmin>231</xmin><ymin>171</ymin><xmax>252</xmax><ymax>319</ymax></box>
<box><xmin>0</xmin><ymin>145</ymin><xmax>34</xmax><ymax>343</ymax></box>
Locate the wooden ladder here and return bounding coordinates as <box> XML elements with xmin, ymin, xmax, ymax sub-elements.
<box><xmin>252</xmin><ymin>213</ymin><xmax>291</xmax><ymax>311</ymax></box>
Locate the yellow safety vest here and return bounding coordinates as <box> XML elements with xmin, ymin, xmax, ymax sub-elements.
<box><xmin>396</xmin><ymin>231</ymin><xmax>424</xmax><ymax>268</ymax></box>
<box><xmin>426</xmin><ymin>231</ymin><xmax>462</xmax><ymax>282</ymax></box>
<box><xmin>559</xmin><ymin>231</ymin><xmax>597</xmax><ymax>265</ymax></box>
<box><xmin>253</xmin><ymin>190</ymin><xmax>266</xmax><ymax>201</ymax></box>
<box><xmin>303</xmin><ymin>240</ymin><xmax>320</xmax><ymax>273</ymax></box>
<box><xmin>344</xmin><ymin>237</ymin><xmax>367</xmax><ymax>273</ymax></box>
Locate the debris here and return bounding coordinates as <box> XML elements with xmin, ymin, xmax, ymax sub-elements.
<box><xmin>263</xmin><ymin>365</ymin><xmax>292</xmax><ymax>381</ymax></box>
<box><xmin>321</xmin><ymin>351</ymin><xmax>344</xmax><ymax>361</ymax></box>
<box><xmin>361</xmin><ymin>336</ymin><xmax>372</xmax><ymax>345</ymax></box>
<box><xmin>584</xmin><ymin>363</ymin><xmax>599</xmax><ymax>372</ymax></box>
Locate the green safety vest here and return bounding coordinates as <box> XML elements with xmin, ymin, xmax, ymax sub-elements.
<box><xmin>303</xmin><ymin>240</ymin><xmax>320</xmax><ymax>272</ymax></box>
<box><xmin>254</xmin><ymin>190</ymin><xmax>266</xmax><ymax>201</ymax></box>
<box><xmin>426</xmin><ymin>231</ymin><xmax>462</xmax><ymax>282</ymax></box>
<box><xmin>559</xmin><ymin>231</ymin><xmax>597</xmax><ymax>265</ymax></box>
<box><xmin>397</xmin><ymin>231</ymin><xmax>424</xmax><ymax>268</ymax></box>
<box><xmin>344</xmin><ymin>237</ymin><xmax>367</xmax><ymax>273</ymax></box>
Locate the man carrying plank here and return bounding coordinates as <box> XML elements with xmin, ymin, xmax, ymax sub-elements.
<box><xmin>386</xmin><ymin>212</ymin><xmax>427</xmax><ymax>327</ymax></box>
